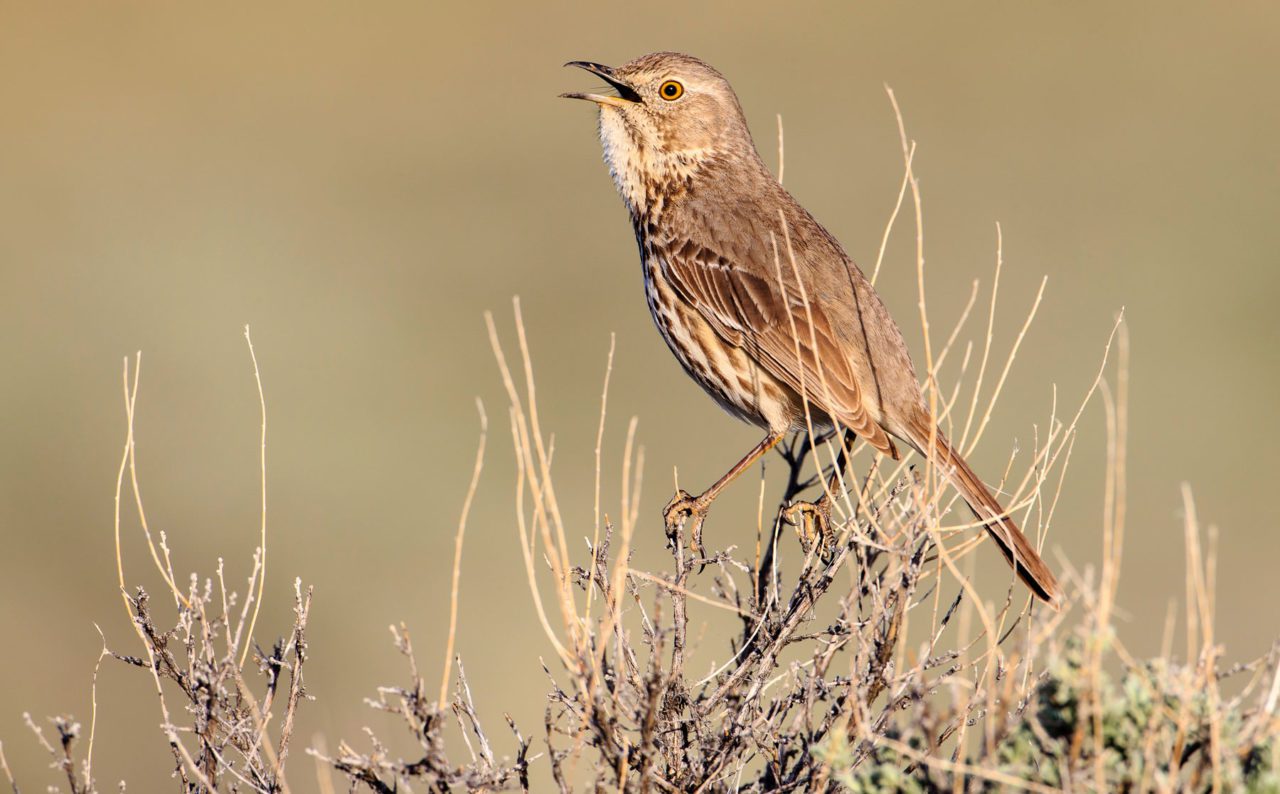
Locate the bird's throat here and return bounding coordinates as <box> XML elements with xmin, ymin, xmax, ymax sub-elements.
<box><xmin>598</xmin><ymin>109</ymin><xmax>650</xmax><ymax>217</ymax></box>
<box><xmin>598</xmin><ymin>107</ymin><xmax>710</xmax><ymax>222</ymax></box>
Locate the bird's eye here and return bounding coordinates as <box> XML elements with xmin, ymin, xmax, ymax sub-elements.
<box><xmin>659</xmin><ymin>80</ymin><xmax>684</xmax><ymax>101</ymax></box>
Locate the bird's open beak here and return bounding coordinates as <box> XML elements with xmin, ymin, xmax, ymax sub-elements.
<box><xmin>560</xmin><ymin>61</ymin><xmax>642</xmax><ymax>108</ymax></box>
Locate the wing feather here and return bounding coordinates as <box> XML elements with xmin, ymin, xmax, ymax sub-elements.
<box><xmin>661</xmin><ymin>247</ymin><xmax>899</xmax><ymax>458</ymax></box>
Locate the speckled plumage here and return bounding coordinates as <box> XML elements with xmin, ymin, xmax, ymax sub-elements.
<box><xmin>565</xmin><ymin>52</ymin><xmax>1061</xmax><ymax>607</ymax></box>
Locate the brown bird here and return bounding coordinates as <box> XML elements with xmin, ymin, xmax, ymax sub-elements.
<box><xmin>563</xmin><ymin>52</ymin><xmax>1061</xmax><ymax>608</ymax></box>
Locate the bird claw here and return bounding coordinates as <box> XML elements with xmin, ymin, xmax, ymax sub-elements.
<box><xmin>664</xmin><ymin>489</ymin><xmax>709</xmax><ymax>562</ymax></box>
<box><xmin>782</xmin><ymin>499</ymin><xmax>837</xmax><ymax>563</ymax></box>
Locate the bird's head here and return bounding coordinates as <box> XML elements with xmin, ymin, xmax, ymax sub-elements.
<box><xmin>562</xmin><ymin>52</ymin><xmax>757</xmax><ymax>212</ymax></box>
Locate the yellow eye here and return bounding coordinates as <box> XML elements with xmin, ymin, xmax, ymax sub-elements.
<box><xmin>659</xmin><ymin>80</ymin><xmax>684</xmax><ymax>101</ymax></box>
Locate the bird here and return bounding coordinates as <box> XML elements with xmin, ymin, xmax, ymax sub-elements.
<box><xmin>562</xmin><ymin>52</ymin><xmax>1061</xmax><ymax>608</ymax></box>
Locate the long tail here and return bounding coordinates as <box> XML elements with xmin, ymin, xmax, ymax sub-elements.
<box><xmin>904</xmin><ymin>419</ymin><xmax>1062</xmax><ymax>609</ymax></box>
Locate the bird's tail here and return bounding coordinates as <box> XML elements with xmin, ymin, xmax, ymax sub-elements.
<box><xmin>905</xmin><ymin>418</ymin><xmax>1062</xmax><ymax>609</ymax></box>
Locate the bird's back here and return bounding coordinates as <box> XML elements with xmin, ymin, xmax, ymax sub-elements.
<box><xmin>654</xmin><ymin>154</ymin><xmax>928</xmax><ymax>439</ymax></box>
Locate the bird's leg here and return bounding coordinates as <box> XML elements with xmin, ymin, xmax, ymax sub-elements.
<box><xmin>664</xmin><ymin>431</ymin><xmax>785</xmax><ymax>560</ymax></box>
<box><xmin>783</xmin><ymin>431</ymin><xmax>855</xmax><ymax>562</ymax></box>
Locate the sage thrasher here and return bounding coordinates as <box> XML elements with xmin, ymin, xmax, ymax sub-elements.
<box><xmin>563</xmin><ymin>52</ymin><xmax>1060</xmax><ymax>607</ymax></box>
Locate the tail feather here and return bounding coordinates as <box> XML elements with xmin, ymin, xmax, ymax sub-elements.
<box><xmin>906</xmin><ymin>422</ymin><xmax>1062</xmax><ymax>609</ymax></box>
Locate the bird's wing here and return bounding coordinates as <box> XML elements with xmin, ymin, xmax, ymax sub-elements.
<box><xmin>660</xmin><ymin>245</ymin><xmax>898</xmax><ymax>458</ymax></box>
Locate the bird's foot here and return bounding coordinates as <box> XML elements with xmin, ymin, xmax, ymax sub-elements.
<box><xmin>664</xmin><ymin>489</ymin><xmax>711</xmax><ymax>563</ymax></box>
<box><xmin>782</xmin><ymin>498</ymin><xmax>838</xmax><ymax>564</ymax></box>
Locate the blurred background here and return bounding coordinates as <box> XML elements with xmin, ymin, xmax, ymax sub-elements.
<box><xmin>2</xmin><ymin>1</ymin><xmax>1277</xmax><ymax>788</ymax></box>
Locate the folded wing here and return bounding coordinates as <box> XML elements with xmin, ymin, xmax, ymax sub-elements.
<box><xmin>660</xmin><ymin>246</ymin><xmax>899</xmax><ymax>459</ymax></box>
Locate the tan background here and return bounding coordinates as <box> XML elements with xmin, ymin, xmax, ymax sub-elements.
<box><xmin>1</xmin><ymin>1</ymin><xmax>1277</xmax><ymax>789</ymax></box>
